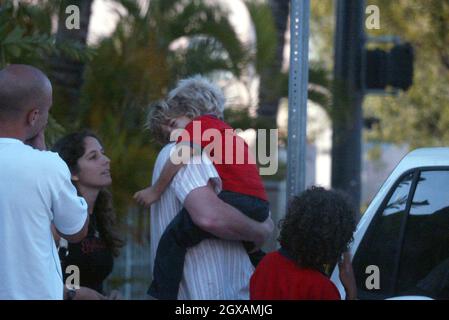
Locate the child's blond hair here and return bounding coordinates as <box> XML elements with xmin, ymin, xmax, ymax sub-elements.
<box><xmin>145</xmin><ymin>100</ymin><xmax>173</xmax><ymax>145</ymax></box>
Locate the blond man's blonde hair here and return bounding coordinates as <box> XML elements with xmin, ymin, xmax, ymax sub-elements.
<box><xmin>167</xmin><ymin>75</ymin><xmax>225</xmax><ymax>120</ymax></box>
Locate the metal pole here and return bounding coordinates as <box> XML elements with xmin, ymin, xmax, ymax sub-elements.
<box><xmin>287</xmin><ymin>0</ymin><xmax>310</xmax><ymax>202</ymax></box>
<box><xmin>331</xmin><ymin>0</ymin><xmax>365</xmax><ymax>214</ymax></box>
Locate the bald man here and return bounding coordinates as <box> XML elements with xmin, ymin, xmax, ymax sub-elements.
<box><xmin>0</xmin><ymin>65</ymin><xmax>89</xmax><ymax>299</ymax></box>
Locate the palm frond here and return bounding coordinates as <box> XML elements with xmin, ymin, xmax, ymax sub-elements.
<box><xmin>169</xmin><ymin>36</ymin><xmax>235</xmax><ymax>79</ymax></box>
<box><xmin>165</xmin><ymin>1</ymin><xmax>249</xmax><ymax>76</ymax></box>
<box><xmin>245</xmin><ymin>0</ymin><xmax>277</xmax><ymax>73</ymax></box>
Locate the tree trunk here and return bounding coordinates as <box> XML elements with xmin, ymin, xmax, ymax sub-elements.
<box><xmin>256</xmin><ymin>0</ymin><xmax>289</xmax><ymax>127</ymax></box>
<box><xmin>49</xmin><ymin>0</ymin><xmax>94</xmax><ymax>127</ymax></box>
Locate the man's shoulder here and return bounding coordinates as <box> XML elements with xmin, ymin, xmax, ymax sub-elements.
<box><xmin>156</xmin><ymin>143</ymin><xmax>175</xmax><ymax>163</ymax></box>
<box><xmin>34</xmin><ymin>148</ymin><xmax>65</xmax><ymax>164</ymax></box>
<box><xmin>160</xmin><ymin>143</ymin><xmax>175</xmax><ymax>154</ymax></box>
<box><xmin>22</xmin><ymin>146</ymin><xmax>68</xmax><ymax>172</ymax></box>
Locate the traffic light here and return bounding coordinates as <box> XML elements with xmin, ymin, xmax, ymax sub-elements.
<box><xmin>365</xmin><ymin>43</ymin><xmax>414</xmax><ymax>91</ymax></box>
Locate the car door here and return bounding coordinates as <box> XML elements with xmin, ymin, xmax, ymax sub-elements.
<box><xmin>351</xmin><ymin>168</ymin><xmax>449</xmax><ymax>299</ymax></box>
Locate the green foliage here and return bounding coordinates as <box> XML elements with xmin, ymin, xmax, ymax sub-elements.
<box><xmin>77</xmin><ymin>0</ymin><xmax>251</xmax><ymax>215</ymax></box>
<box><xmin>245</xmin><ymin>0</ymin><xmax>277</xmax><ymax>74</ymax></box>
<box><xmin>248</xmin><ymin>0</ymin><xmax>333</xmax><ymax>123</ymax></box>
<box><xmin>0</xmin><ymin>0</ymin><xmax>54</xmax><ymax>67</ymax></box>
<box><xmin>161</xmin><ymin>0</ymin><xmax>250</xmax><ymax>79</ymax></box>
<box><xmin>309</xmin><ymin>0</ymin><xmax>449</xmax><ymax>148</ymax></box>
<box><xmin>170</xmin><ymin>37</ymin><xmax>237</xmax><ymax>77</ymax></box>
<box><xmin>310</xmin><ymin>0</ymin><xmax>334</xmax><ymax>68</ymax></box>
<box><xmin>0</xmin><ymin>0</ymin><xmax>92</xmax><ymax>143</ymax></box>
<box><xmin>0</xmin><ymin>0</ymin><xmax>93</xmax><ymax>67</ymax></box>
<box><xmin>364</xmin><ymin>0</ymin><xmax>449</xmax><ymax>148</ymax></box>
<box><xmin>46</xmin><ymin>115</ymin><xmax>67</xmax><ymax>147</ymax></box>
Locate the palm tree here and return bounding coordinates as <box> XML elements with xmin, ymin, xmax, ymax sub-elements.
<box><xmin>247</xmin><ymin>0</ymin><xmax>332</xmax><ymax>129</ymax></box>
<box><xmin>49</xmin><ymin>0</ymin><xmax>95</xmax><ymax>128</ymax></box>
<box><xmin>77</xmin><ymin>0</ymin><xmax>251</xmax><ymax>213</ymax></box>
<box><xmin>0</xmin><ymin>0</ymin><xmax>91</xmax><ymax>143</ymax></box>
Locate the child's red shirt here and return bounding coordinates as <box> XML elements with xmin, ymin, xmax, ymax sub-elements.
<box><xmin>250</xmin><ymin>251</ymin><xmax>341</xmax><ymax>300</ymax></box>
<box><xmin>177</xmin><ymin>115</ymin><xmax>267</xmax><ymax>201</ymax></box>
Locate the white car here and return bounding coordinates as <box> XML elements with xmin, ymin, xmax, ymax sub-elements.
<box><xmin>331</xmin><ymin>148</ymin><xmax>449</xmax><ymax>300</ymax></box>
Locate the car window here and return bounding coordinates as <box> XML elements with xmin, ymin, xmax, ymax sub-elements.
<box><xmin>396</xmin><ymin>171</ymin><xmax>449</xmax><ymax>299</ymax></box>
<box><xmin>352</xmin><ymin>172</ymin><xmax>414</xmax><ymax>299</ymax></box>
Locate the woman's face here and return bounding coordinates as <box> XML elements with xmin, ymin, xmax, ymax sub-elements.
<box><xmin>72</xmin><ymin>136</ymin><xmax>112</xmax><ymax>189</ymax></box>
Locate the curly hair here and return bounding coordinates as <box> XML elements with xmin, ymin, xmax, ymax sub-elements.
<box><xmin>278</xmin><ymin>186</ymin><xmax>356</xmax><ymax>271</ymax></box>
<box><xmin>52</xmin><ymin>130</ymin><xmax>124</xmax><ymax>257</ymax></box>
<box><xmin>145</xmin><ymin>100</ymin><xmax>173</xmax><ymax>145</ymax></box>
<box><xmin>167</xmin><ymin>75</ymin><xmax>225</xmax><ymax>119</ymax></box>
<box><xmin>145</xmin><ymin>76</ymin><xmax>225</xmax><ymax>145</ymax></box>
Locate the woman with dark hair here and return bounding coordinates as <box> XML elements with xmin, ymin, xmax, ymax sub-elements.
<box><xmin>52</xmin><ymin>130</ymin><xmax>124</xmax><ymax>300</ymax></box>
<box><xmin>250</xmin><ymin>186</ymin><xmax>357</xmax><ymax>300</ymax></box>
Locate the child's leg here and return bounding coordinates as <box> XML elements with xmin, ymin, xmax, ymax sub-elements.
<box><xmin>148</xmin><ymin>207</ymin><xmax>212</xmax><ymax>299</ymax></box>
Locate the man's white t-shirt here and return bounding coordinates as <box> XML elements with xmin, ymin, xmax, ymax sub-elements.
<box><xmin>0</xmin><ymin>138</ymin><xmax>88</xmax><ymax>299</ymax></box>
<box><xmin>149</xmin><ymin>144</ymin><xmax>254</xmax><ymax>299</ymax></box>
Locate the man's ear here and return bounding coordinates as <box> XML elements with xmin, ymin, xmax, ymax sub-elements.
<box><xmin>71</xmin><ymin>174</ymin><xmax>80</xmax><ymax>182</ymax></box>
<box><xmin>26</xmin><ymin>108</ymin><xmax>40</xmax><ymax>126</ymax></box>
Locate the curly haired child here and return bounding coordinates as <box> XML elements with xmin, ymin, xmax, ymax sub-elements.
<box><xmin>250</xmin><ymin>186</ymin><xmax>357</xmax><ymax>300</ymax></box>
